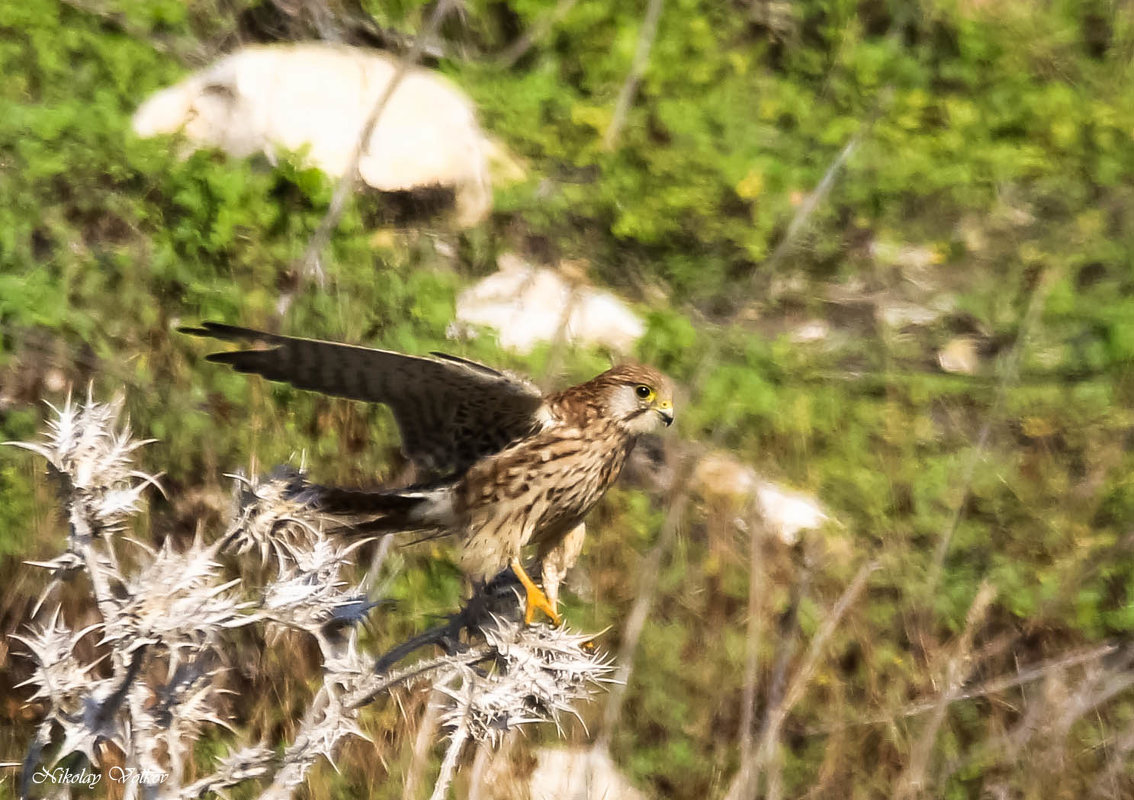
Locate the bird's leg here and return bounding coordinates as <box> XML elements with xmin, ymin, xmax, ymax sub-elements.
<box><xmin>509</xmin><ymin>557</ymin><xmax>562</xmax><ymax>626</ymax></box>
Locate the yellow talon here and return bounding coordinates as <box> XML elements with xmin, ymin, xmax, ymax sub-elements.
<box><xmin>510</xmin><ymin>557</ymin><xmax>562</xmax><ymax>626</ymax></box>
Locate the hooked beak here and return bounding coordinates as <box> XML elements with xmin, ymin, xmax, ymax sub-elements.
<box><xmin>657</xmin><ymin>405</ymin><xmax>674</xmax><ymax>427</ymax></box>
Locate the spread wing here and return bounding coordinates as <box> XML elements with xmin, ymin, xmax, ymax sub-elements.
<box><xmin>182</xmin><ymin>322</ymin><xmax>547</xmax><ymax>476</ymax></box>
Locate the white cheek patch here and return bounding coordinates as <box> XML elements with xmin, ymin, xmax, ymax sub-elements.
<box><xmin>606</xmin><ymin>385</ymin><xmax>640</xmax><ymax>420</ymax></box>
<box><xmin>626</xmin><ymin>409</ymin><xmax>662</xmax><ymax>435</ymax></box>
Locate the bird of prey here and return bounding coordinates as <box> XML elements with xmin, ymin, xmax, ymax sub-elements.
<box><xmin>182</xmin><ymin>322</ymin><xmax>675</xmax><ymax>624</ymax></box>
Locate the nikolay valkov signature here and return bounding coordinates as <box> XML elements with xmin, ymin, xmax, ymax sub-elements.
<box><xmin>32</xmin><ymin>766</ymin><xmax>168</xmax><ymax>786</ymax></box>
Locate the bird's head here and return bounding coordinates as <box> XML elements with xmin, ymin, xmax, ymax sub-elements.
<box><xmin>596</xmin><ymin>363</ymin><xmax>676</xmax><ymax>435</ymax></box>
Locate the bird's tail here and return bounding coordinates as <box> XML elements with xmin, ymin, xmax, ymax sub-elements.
<box><xmin>294</xmin><ymin>480</ymin><xmax>456</xmax><ymax>537</ymax></box>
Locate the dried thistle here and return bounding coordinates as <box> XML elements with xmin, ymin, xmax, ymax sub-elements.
<box><xmin>5</xmin><ymin>390</ymin><xmax>160</xmax><ymax>537</ymax></box>
<box><xmin>11</xmin><ymin>608</ymin><xmax>101</xmax><ymax>709</ymax></box>
<box><xmin>9</xmin><ymin>392</ymin><xmax>614</xmax><ymax>800</ymax></box>
<box><xmin>104</xmin><ymin>536</ymin><xmax>259</xmax><ymax>658</ymax></box>
<box><xmin>223</xmin><ymin>466</ymin><xmax>321</xmax><ymax>567</ymax></box>
<box><xmin>439</xmin><ymin>617</ymin><xmax>614</xmax><ymax>744</ymax></box>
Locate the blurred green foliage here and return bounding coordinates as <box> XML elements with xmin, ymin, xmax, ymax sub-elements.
<box><xmin>1</xmin><ymin>0</ymin><xmax>1133</xmax><ymax>797</ymax></box>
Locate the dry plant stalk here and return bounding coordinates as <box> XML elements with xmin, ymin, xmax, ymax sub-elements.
<box><xmin>6</xmin><ymin>392</ymin><xmax>613</xmax><ymax>800</ymax></box>
<box><xmin>723</xmin><ymin>560</ymin><xmax>878</xmax><ymax>800</ymax></box>
<box><xmin>898</xmin><ymin>581</ymin><xmax>997</xmax><ymax>799</ymax></box>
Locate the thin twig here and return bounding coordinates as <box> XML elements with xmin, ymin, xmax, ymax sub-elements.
<box><xmin>724</xmin><ymin>560</ymin><xmax>878</xmax><ymax>800</ymax></box>
<box><xmin>898</xmin><ymin>582</ymin><xmax>996</xmax><ymax>800</ymax></box>
<box><xmin>804</xmin><ymin>642</ymin><xmax>1120</xmax><ymax>733</ymax></box>
<box><xmin>594</xmin><ymin>452</ymin><xmax>697</xmax><ymax>750</ymax></box>
<box><xmin>465</xmin><ymin>743</ymin><xmax>491</xmax><ymax>800</ymax></box>
<box><xmin>746</xmin><ymin>86</ymin><xmax>894</xmax><ymax>291</ymax></box>
<box><xmin>925</xmin><ymin>267</ymin><xmax>1053</xmax><ymax>598</ymax></box>
<box><xmin>754</xmin><ymin>547</ymin><xmax>814</xmax><ymax>800</ymax></box>
<box><xmin>296</xmin><ymin>0</ymin><xmax>459</xmax><ymax>284</ymax></box>
<box><xmin>736</xmin><ymin>511</ymin><xmax>768</xmax><ymax>767</ymax></box>
<box><xmin>753</xmin><ymin>136</ymin><xmax>860</xmax><ymax>279</ymax></box>
<box><xmin>403</xmin><ymin>691</ymin><xmax>442</xmax><ymax>800</ymax></box>
<box><xmin>593</xmin><ymin>109</ymin><xmax>870</xmax><ymax>772</ymax></box>
<box><xmin>496</xmin><ymin>0</ymin><xmax>579</xmax><ymax>68</ymax></box>
<box><xmin>540</xmin><ymin>271</ymin><xmax>584</xmax><ymax>389</ymax></box>
<box><xmin>603</xmin><ymin>0</ymin><xmax>665</xmax><ymax>150</ymax></box>
<box><xmin>1089</xmin><ymin>724</ymin><xmax>1134</xmax><ymax>799</ymax></box>
<box><xmin>937</xmin><ymin>647</ymin><xmax>1134</xmax><ymax>789</ymax></box>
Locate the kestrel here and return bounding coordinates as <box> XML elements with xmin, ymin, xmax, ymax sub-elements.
<box><xmin>182</xmin><ymin>322</ymin><xmax>675</xmax><ymax>623</ymax></box>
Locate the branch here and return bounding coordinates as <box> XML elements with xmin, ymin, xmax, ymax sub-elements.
<box><xmin>603</xmin><ymin>0</ymin><xmax>665</xmax><ymax>150</ymax></box>
<box><xmin>496</xmin><ymin>0</ymin><xmax>579</xmax><ymax>68</ymax></box>
<box><xmin>296</xmin><ymin>0</ymin><xmax>460</xmax><ymax>283</ymax></box>
<box><xmin>724</xmin><ymin>560</ymin><xmax>877</xmax><ymax>800</ymax></box>
<box><xmin>925</xmin><ymin>267</ymin><xmax>1053</xmax><ymax>597</ymax></box>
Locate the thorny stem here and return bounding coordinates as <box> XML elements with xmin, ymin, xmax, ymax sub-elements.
<box><xmin>428</xmin><ymin>718</ymin><xmax>468</xmax><ymax>800</ymax></box>
<box><xmin>18</xmin><ymin>398</ymin><xmax>619</xmax><ymax>800</ymax></box>
<box><xmin>73</xmin><ymin>510</ymin><xmax>116</xmax><ymax>625</ymax></box>
<box><xmin>261</xmin><ymin>688</ymin><xmax>333</xmax><ymax>797</ymax></box>
<box><xmin>73</xmin><ymin>481</ymin><xmax>162</xmax><ymax>799</ymax></box>
<box><xmin>345</xmin><ymin>646</ymin><xmax>496</xmax><ymax>710</ymax></box>
<box><xmin>179</xmin><ymin>747</ymin><xmax>275</xmax><ymax>799</ymax></box>
<box><xmin>94</xmin><ymin>644</ymin><xmax>148</xmax><ymax>732</ymax></box>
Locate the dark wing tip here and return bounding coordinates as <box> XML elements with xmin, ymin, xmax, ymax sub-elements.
<box><xmin>178</xmin><ymin>321</ymin><xmax>275</xmax><ymax>342</ymax></box>
<box><xmin>203</xmin><ymin>351</ymin><xmax>246</xmax><ymax>365</ymax></box>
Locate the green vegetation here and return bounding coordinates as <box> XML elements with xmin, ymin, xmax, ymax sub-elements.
<box><xmin>2</xmin><ymin>0</ymin><xmax>1133</xmax><ymax>797</ymax></box>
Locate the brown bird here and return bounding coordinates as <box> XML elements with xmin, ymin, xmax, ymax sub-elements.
<box><xmin>182</xmin><ymin>322</ymin><xmax>675</xmax><ymax>624</ymax></box>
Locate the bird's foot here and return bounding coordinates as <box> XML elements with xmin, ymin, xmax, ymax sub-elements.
<box><xmin>509</xmin><ymin>557</ymin><xmax>562</xmax><ymax>626</ymax></box>
<box><xmin>523</xmin><ymin>584</ymin><xmax>562</xmax><ymax>627</ymax></box>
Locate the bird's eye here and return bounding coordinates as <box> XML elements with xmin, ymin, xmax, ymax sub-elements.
<box><xmin>635</xmin><ymin>384</ymin><xmax>653</xmax><ymax>400</ymax></box>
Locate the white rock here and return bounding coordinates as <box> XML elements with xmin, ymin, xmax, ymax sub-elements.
<box><xmin>511</xmin><ymin>747</ymin><xmax>648</xmax><ymax>800</ymax></box>
<box><xmin>692</xmin><ymin>451</ymin><xmax>759</xmax><ymax>507</ymax></box>
<box><xmin>937</xmin><ymin>335</ymin><xmax>981</xmax><ymax>375</ymax></box>
<box><xmin>790</xmin><ymin>319</ymin><xmax>830</xmax><ymax>343</ymax></box>
<box><xmin>133</xmin><ymin>43</ymin><xmax>494</xmax><ymax>227</ymax></box>
<box><xmin>876</xmin><ymin>300</ymin><xmax>948</xmax><ymax>329</ymax></box>
<box><xmin>692</xmin><ymin>450</ymin><xmax>829</xmax><ymax>546</ymax></box>
<box><xmin>452</xmin><ymin>255</ymin><xmax>644</xmax><ymax>354</ymax></box>
<box><xmin>869</xmin><ymin>237</ymin><xmax>942</xmax><ymax>272</ymax></box>
<box><xmin>754</xmin><ymin>480</ymin><xmax>829</xmax><ymax>546</ymax></box>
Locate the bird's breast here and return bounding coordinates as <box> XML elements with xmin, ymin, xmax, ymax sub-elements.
<box><xmin>459</xmin><ymin>422</ymin><xmax>633</xmax><ymax>529</ymax></box>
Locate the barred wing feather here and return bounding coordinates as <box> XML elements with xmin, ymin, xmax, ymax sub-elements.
<box><xmin>182</xmin><ymin>322</ymin><xmax>546</xmax><ymax>476</ymax></box>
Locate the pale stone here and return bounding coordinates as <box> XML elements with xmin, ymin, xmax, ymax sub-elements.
<box><xmin>481</xmin><ymin>747</ymin><xmax>647</xmax><ymax>800</ymax></box>
<box><xmin>133</xmin><ymin>43</ymin><xmax>497</xmax><ymax>227</ymax></box>
<box><xmin>692</xmin><ymin>450</ymin><xmax>829</xmax><ymax>546</ymax></box>
<box><xmin>452</xmin><ymin>255</ymin><xmax>644</xmax><ymax>354</ymax></box>
<box><xmin>937</xmin><ymin>335</ymin><xmax>981</xmax><ymax>375</ymax></box>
